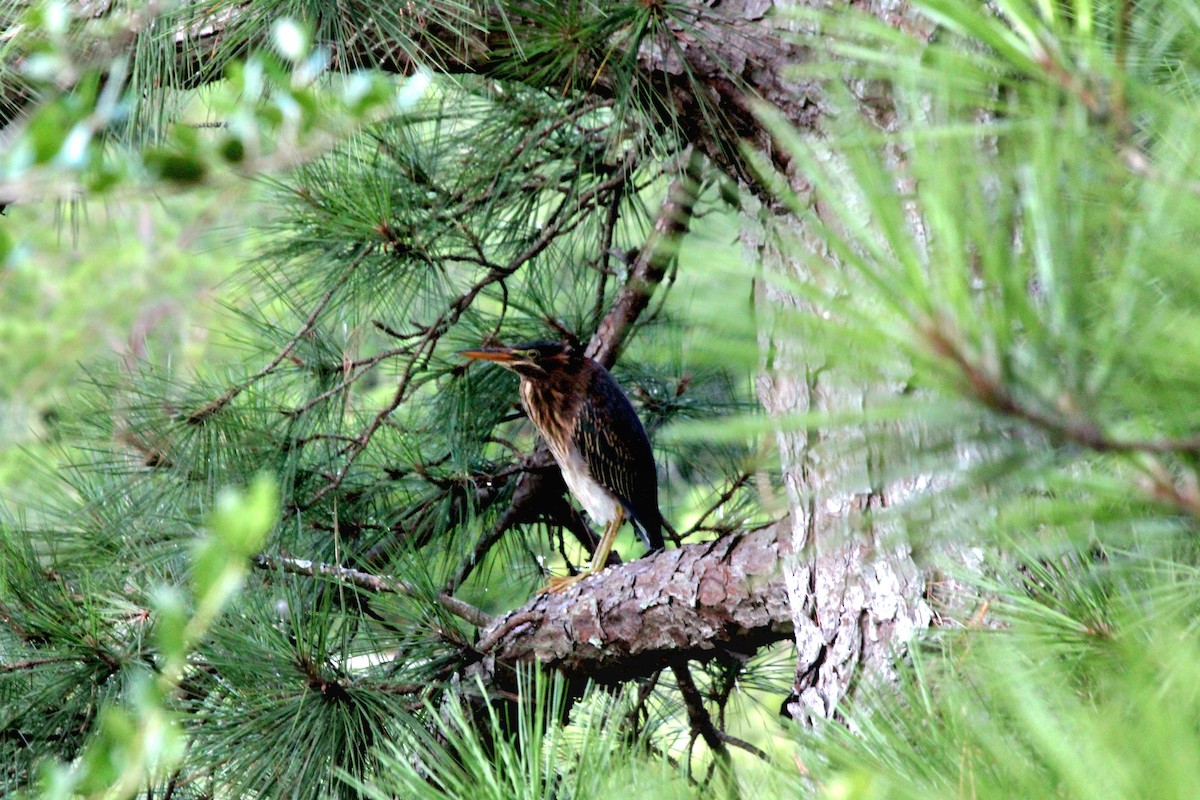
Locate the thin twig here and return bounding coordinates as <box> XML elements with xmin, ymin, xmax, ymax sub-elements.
<box><xmin>683</xmin><ymin>471</ymin><xmax>752</xmax><ymax>539</ymax></box>
<box><xmin>622</xmin><ymin>668</ymin><xmax>663</xmax><ymax>737</ymax></box>
<box><xmin>252</xmin><ymin>553</ymin><xmax>493</xmax><ymax>628</ymax></box>
<box><xmin>187</xmin><ymin>246</ymin><xmax>369</xmax><ymax>424</ymax></box>
<box><xmin>473</xmin><ymin>96</ymin><xmax>612</xmax><ymax>212</ymax></box>
<box><xmin>284</xmin><ymin>344</ymin><xmax>411</xmax><ymax>418</ymax></box>
<box><xmin>441</xmin><ymin>454</ymin><xmax>557</xmax><ymax>593</ymax></box>
<box><xmin>715</xmin><ymin>729</ymin><xmax>771</xmax><ymax>762</ymax></box>
<box><xmin>591</xmin><ymin>175</ymin><xmax>626</xmax><ymax>327</ymax></box>
<box><xmin>0</xmin><ymin>657</ymin><xmax>75</xmax><ymax>672</ymax></box>
<box><xmin>474</xmin><ymin>611</ymin><xmax>540</xmax><ymax>655</ymax></box>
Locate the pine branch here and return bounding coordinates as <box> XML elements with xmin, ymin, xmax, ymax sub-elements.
<box><xmin>924</xmin><ymin>321</ymin><xmax>1200</xmax><ymax>517</ymax></box>
<box><xmin>671</xmin><ymin>657</ymin><xmax>766</xmax><ymax>791</ymax></box>
<box><xmin>0</xmin><ymin>657</ymin><xmax>76</xmax><ymax>672</ymax></box>
<box><xmin>441</xmin><ymin>454</ymin><xmax>602</xmax><ymax>594</ymax></box>
<box><xmin>469</xmin><ymin>522</ymin><xmax>792</xmax><ymax>685</ymax></box>
<box><xmin>5</xmin><ymin>1</ymin><xmax>809</xmax><ymax>192</ymax></box>
<box><xmin>587</xmin><ymin>147</ymin><xmax>705</xmax><ymax>369</ymax></box>
<box><xmin>252</xmin><ymin>552</ymin><xmax>493</xmax><ymax>628</ymax></box>
<box><xmin>682</xmin><ymin>470</ymin><xmax>753</xmax><ymax>539</ymax></box>
<box><xmin>186</xmin><ymin>246</ymin><xmax>369</xmax><ymax>425</ymax></box>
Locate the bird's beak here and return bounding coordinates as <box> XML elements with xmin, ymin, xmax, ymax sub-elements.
<box><xmin>457</xmin><ymin>347</ymin><xmax>519</xmax><ymax>365</ymax></box>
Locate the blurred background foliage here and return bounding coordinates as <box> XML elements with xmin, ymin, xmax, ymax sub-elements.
<box><xmin>0</xmin><ymin>190</ymin><xmax>258</xmax><ymax>509</ymax></box>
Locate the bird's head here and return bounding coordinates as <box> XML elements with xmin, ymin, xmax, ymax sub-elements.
<box><xmin>457</xmin><ymin>341</ymin><xmax>576</xmax><ymax>380</ymax></box>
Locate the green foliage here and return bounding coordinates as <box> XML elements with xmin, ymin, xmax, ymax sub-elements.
<box><xmin>357</xmin><ymin>670</ymin><xmax>694</xmax><ymax>800</ymax></box>
<box><xmin>753</xmin><ymin>0</ymin><xmax>1200</xmax><ymax>547</ymax></box>
<box><xmin>745</xmin><ymin>0</ymin><xmax>1200</xmax><ymax>797</ymax></box>
<box><xmin>0</xmin><ymin>192</ymin><xmax>262</xmax><ymax>511</ymax></box>
<box><xmin>12</xmin><ymin>0</ymin><xmax>1200</xmax><ymax>797</ymax></box>
<box><xmin>4</xmin><ymin>476</ymin><xmax>279</xmax><ymax>799</ymax></box>
<box><xmin>810</xmin><ymin>546</ymin><xmax>1200</xmax><ymax>800</ymax></box>
<box><xmin>1</xmin><ymin>2</ymin><xmax>415</xmax><ymax>199</ymax></box>
<box><xmin>1</xmin><ymin>1</ymin><xmax>770</xmax><ymax>797</ymax></box>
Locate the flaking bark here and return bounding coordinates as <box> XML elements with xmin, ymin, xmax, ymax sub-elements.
<box><xmin>471</xmin><ymin>523</ymin><xmax>793</xmax><ymax>687</ymax></box>
<box><xmin>751</xmin><ymin>0</ymin><xmax>937</xmax><ymax>726</ymax></box>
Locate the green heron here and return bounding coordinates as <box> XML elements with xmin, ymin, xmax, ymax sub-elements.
<box><xmin>458</xmin><ymin>341</ymin><xmax>663</xmax><ymax>591</ymax></box>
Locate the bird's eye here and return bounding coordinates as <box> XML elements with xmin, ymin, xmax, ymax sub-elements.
<box><xmin>519</xmin><ymin>349</ymin><xmax>540</xmax><ymax>360</ymax></box>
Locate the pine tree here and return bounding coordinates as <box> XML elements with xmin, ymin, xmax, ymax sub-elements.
<box><xmin>4</xmin><ymin>0</ymin><xmax>1200</xmax><ymax>798</ymax></box>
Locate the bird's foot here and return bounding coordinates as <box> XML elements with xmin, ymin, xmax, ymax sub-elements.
<box><xmin>538</xmin><ymin>570</ymin><xmax>593</xmax><ymax>595</ymax></box>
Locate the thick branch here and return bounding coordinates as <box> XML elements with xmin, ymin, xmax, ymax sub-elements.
<box><xmin>587</xmin><ymin>147</ymin><xmax>705</xmax><ymax>368</ymax></box>
<box><xmin>470</xmin><ymin>522</ymin><xmax>792</xmax><ymax>686</ymax></box>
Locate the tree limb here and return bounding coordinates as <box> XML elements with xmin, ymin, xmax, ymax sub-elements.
<box><xmin>587</xmin><ymin>147</ymin><xmax>706</xmax><ymax>368</ymax></box>
<box><xmin>470</xmin><ymin>522</ymin><xmax>792</xmax><ymax>686</ymax></box>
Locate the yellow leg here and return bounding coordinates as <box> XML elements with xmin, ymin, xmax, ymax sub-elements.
<box><xmin>542</xmin><ymin>507</ymin><xmax>624</xmax><ymax>594</ymax></box>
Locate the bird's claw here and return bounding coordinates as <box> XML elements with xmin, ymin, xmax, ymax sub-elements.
<box><xmin>538</xmin><ymin>572</ymin><xmax>589</xmax><ymax>595</ymax></box>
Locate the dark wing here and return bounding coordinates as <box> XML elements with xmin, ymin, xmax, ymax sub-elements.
<box><xmin>573</xmin><ymin>363</ymin><xmax>663</xmax><ymax>551</ymax></box>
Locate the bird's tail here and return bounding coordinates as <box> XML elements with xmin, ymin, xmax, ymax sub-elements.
<box><xmin>630</xmin><ymin>511</ymin><xmax>664</xmax><ymax>553</ymax></box>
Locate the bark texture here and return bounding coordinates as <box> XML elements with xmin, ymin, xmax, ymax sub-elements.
<box><xmin>748</xmin><ymin>0</ymin><xmax>937</xmax><ymax>726</ymax></box>
<box><xmin>755</xmin><ymin>332</ymin><xmax>934</xmax><ymax>723</ymax></box>
<box><xmin>470</xmin><ymin>523</ymin><xmax>793</xmax><ymax>689</ymax></box>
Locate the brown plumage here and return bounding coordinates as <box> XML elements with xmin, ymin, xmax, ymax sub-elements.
<box><xmin>458</xmin><ymin>341</ymin><xmax>663</xmax><ymax>589</ymax></box>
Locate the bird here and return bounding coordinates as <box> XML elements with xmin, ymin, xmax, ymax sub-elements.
<box><xmin>458</xmin><ymin>341</ymin><xmax>663</xmax><ymax>592</ymax></box>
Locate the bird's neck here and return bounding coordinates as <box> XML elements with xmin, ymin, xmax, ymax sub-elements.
<box><xmin>519</xmin><ymin>371</ymin><xmax>582</xmax><ymax>446</ymax></box>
